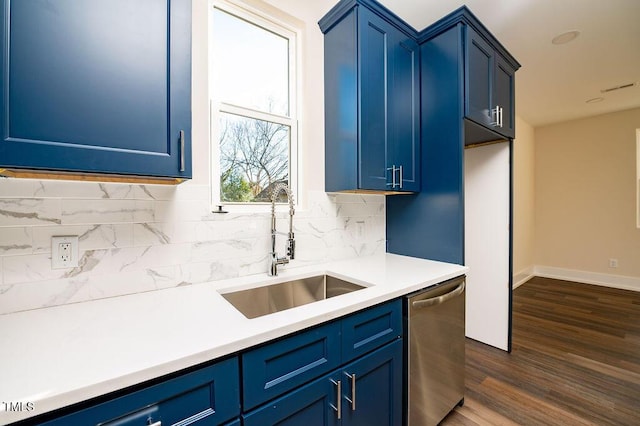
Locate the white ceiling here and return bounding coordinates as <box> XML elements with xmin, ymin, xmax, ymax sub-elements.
<box><xmin>377</xmin><ymin>0</ymin><xmax>640</xmax><ymax>127</ymax></box>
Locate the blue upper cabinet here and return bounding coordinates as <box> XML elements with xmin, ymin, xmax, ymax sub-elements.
<box><xmin>320</xmin><ymin>0</ymin><xmax>419</xmax><ymax>193</ymax></box>
<box><xmin>465</xmin><ymin>26</ymin><xmax>516</xmax><ymax>139</ymax></box>
<box><xmin>0</xmin><ymin>0</ymin><xmax>192</xmax><ymax>181</ymax></box>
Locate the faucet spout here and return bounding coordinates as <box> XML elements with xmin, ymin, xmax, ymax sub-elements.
<box><xmin>269</xmin><ymin>183</ymin><xmax>295</xmax><ymax>276</ymax></box>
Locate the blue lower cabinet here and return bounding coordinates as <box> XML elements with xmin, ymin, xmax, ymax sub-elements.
<box><xmin>42</xmin><ymin>357</ymin><xmax>240</xmax><ymax>426</ymax></box>
<box><xmin>243</xmin><ymin>340</ymin><xmax>403</xmax><ymax>426</ymax></box>
<box><xmin>36</xmin><ymin>301</ymin><xmax>404</xmax><ymax>426</ymax></box>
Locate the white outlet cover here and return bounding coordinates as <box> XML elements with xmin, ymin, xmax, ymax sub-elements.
<box><xmin>52</xmin><ymin>236</ymin><xmax>79</xmax><ymax>269</ymax></box>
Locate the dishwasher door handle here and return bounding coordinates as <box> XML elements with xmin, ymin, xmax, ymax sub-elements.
<box><xmin>411</xmin><ymin>281</ymin><xmax>465</xmax><ymax>309</ymax></box>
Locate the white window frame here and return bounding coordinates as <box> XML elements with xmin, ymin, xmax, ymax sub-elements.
<box><xmin>209</xmin><ymin>0</ymin><xmax>299</xmax><ymax>209</ymax></box>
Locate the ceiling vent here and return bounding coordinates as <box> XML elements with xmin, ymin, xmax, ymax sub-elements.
<box><xmin>600</xmin><ymin>82</ymin><xmax>637</xmax><ymax>93</ymax></box>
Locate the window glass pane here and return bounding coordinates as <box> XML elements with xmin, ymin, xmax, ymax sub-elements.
<box><xmin>219</xmin><ymin>112</ymin><xmax>290</xmax><ymax>202</ymax></box>
<box><xmin>213</xmin><ymin>9</ymin><xmax>289</xmax><ymax>116</ymax></box>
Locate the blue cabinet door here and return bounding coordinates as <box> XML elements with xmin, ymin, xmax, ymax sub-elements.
<box><xmin>243</xmin><ymin>372</ymin><xmax>341</xmax><ymax>426</ymax></box>
<box><xmin>358</xmin><ymin>6</ymin><xmax>420</xmax><ymax>192</ymax></box>
<box><xmin>495</xmin><ymin>55</ymin><xmax>516</xmax><ymax>139</ymax></box>
<box><xmin>389</xmin><ymin>31</ymin><xmax>420</xmax><ymax>192</ymax></box>
<box><xmin>358</xmin><ymin>6</ymin><xmax>391</xmax><ymax>191</ymax></box>
<box><xmin>465</xmin><ymin>27</ymin><xmax>494</xmax><ymax>130</ymax></box>
<box><xmin>341</xmin><ymin>340</ymin><xmax>403</xmax><ymax>426</ymax></box>
<box><xmin>0</xmin><ymin>0</ymin><xmax>191</xmax><ymax>179</ymax></box>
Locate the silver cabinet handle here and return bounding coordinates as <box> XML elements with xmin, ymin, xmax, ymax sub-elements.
<box><xmin>499</xmin><ymin>106</ymin><xmax>504</xmax><ymax>128</ymax></box>
<box><xmin>344</xmin><ymin>372</ymin><xmax>356</xmax><ymax>410</ymax></box>
<box><xmin>494</xmin><ymin>105</ymin><xmax>503</xmax><ymax>127</ymax></box>
<box><xmin>412</xmin><ymin>281</ymin><xmax>465</xmax><ymax>309</ymax></box>
<box><xmin>491</xmin><ymin>106</ymin><xmax>499</xmax><ymax>126</ymax></box>
<box><xmin>386</xmin><ymin>165</ymin><xmax>397</xmax><ymax>188</ymax></box>
<box><xmin>148</xmin><ymin>421</ymin><xmax>161</xmax><ymax>426</ymax></box>
<box><xmin>330</xmin><ymin>379</ymin><xmax>342</xmax><ymax>419</ymax></box>
<box><xmin>179</xmin><ymin>130</ymin><xmax>185</xmax><ymax>172</ymax></box>
<box><xmin>398</xmin><ymin>166</ymin><xmax>403</xmax><ymax>189</ymax></box>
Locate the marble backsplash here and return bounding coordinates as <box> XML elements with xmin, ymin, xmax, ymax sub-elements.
<box><xmin>0</xmin><ymin>179</ymin><xmax>385</xmax><ymax>314</ymax></box>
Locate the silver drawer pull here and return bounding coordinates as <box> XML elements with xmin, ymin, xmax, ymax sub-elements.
<box><xmin>148</xmin><ymin>421</ymin><xmax>161</xmax><ymax>426</ymax></box>
<box><xmin>330</xmin><ymin>379</ymin><xmax>342</xmax><ymax>419</ymax></box>
<box><xmin>491</xmin><ymin>106</ymin><xmax>499</xmax><ymax>126</ymax></box>
<box><xmin>386</xmin><ymin>166</ymin><xmax>397</xmax><ymax>187</ymax></box>
<box><xmin>345</xmin><ymin>372</ymin><xmax>356</xmax><ymax>410</ymax></box>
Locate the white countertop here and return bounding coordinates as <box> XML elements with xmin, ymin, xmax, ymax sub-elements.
<box><xmin>0</xmin><ymin>253</ymin><xmax>467</xmax><ymax>424</ymax></box>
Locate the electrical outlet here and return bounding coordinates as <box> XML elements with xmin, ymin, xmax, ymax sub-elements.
<box><xmin>609</xmin><ymin>258</ymin><xmax>619</xmax><ymax>268</ymax></box>
<box><xmin>52</xmin><ymin>236</ymin><xmax>79</xmax><ymax>269</ymax></box>
<box><xmin>59</xmin><ymin>242</ymin><xmax>72</xmax><ymax>262</ymax></box>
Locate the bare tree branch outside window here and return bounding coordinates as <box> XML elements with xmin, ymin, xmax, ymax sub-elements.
<box><xmin>220</xmin><ymin>112</ymin><xmax>289</xmax><ymax>202</ymax></box>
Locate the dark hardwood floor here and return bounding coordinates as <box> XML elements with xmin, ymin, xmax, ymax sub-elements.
<box><xmin>441</xmin><ymin>276</ymin><xmax>640</xmax><ymax>425</ymax></box>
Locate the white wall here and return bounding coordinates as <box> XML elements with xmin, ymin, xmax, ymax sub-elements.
<box><xmin>534</xmin><ymin>107</ymin><xmax>640</xmax><ymax>290</ymax></box>
<box><xmin>512</xmin><ymin>116</ymin><xmax>535</xmax><ymax>285</ymax></box>
<box><xmin>0</xmin><ymin>0</ymin><xmax>385</xmax><ymax>315</ymax></box>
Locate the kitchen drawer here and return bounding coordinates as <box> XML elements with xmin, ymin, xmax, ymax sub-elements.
<box><xmin>341</xmin><ymin>299</ymin><xmax>402</xmax><ymax>362</ymax></box>
<box><xmin>242</xmin><ymin>321</ymin><xmax>341</xmax><ymax>410</ymax></box>
<box><xmin>42</xmin><ymin>357</ymin><xmax>240</xmax><ymax>426</ymax></box>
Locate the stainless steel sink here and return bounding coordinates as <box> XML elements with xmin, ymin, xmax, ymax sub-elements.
<box><xmin>221</xmin><ymin>275</ymin><xmax>366</xmax><ymax>319</ymax></box>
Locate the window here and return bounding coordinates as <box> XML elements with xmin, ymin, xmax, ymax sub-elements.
<box><xmin>210</xmin><ymin>1</ymin><xmax>298</xmax><ymax>204</ymax></box>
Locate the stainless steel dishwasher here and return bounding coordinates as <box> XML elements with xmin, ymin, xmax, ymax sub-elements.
<box><xmin>405</xmin><ymin>275</ymin><xmax>466</xmax><ymax>425</ymax></box>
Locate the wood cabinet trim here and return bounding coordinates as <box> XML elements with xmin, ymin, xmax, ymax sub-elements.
<box><xmin>0</xmin><ymin>168</ymin><xmax>186</xmax><ymax>185</ymax></box>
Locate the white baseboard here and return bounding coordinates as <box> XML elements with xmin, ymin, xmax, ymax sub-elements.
<box><xmin>532</xmin><ymin>265</ymin><xmax>640</xmax><ymax>292</ymax></box>
<box><xmin>513</xmin><ymin>267</ymin><xmax>535</xmax><ymax>289</ymax></box>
